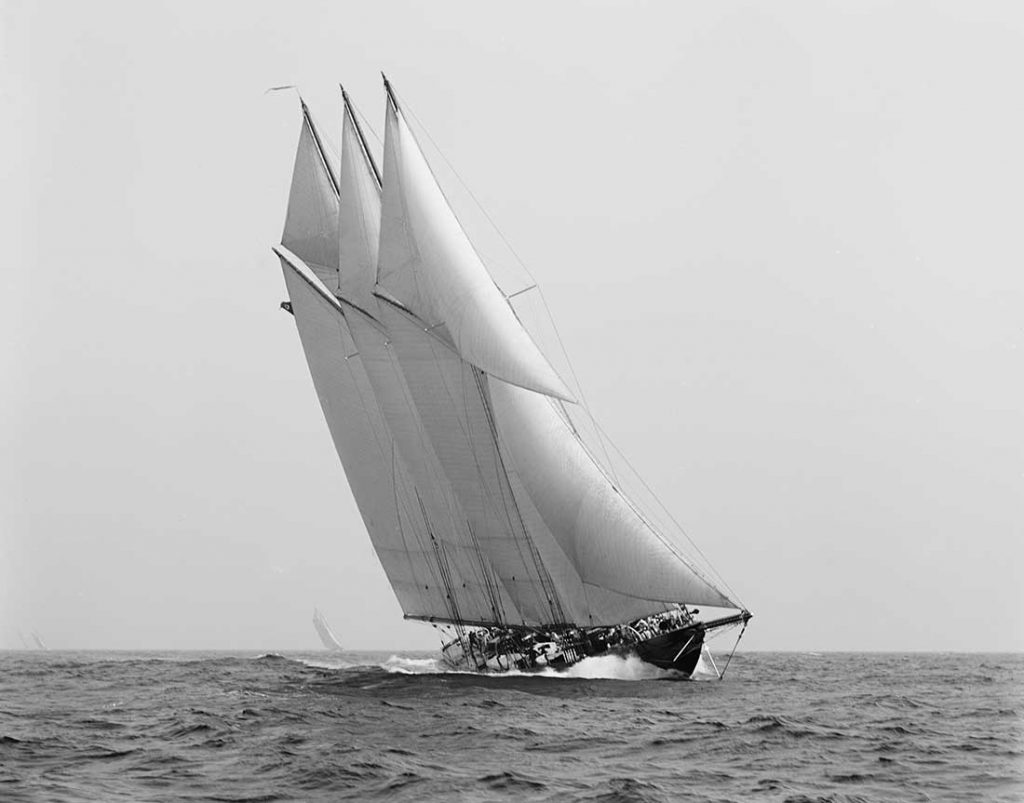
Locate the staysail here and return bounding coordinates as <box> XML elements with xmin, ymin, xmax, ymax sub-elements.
<box><xmin>276</xmin><ymin>80</ymin><xmax>740</xmax><ymax>633</ymax></box>
<box><xmin>487</xmin><ymin>379</ymin><xmax>734</xmax><ymax>609</ymax></box>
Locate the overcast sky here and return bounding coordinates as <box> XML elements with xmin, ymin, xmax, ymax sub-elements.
<box><xmin>2</xmin><ymin>1</ymin><xmax>1021</xmax><ymax>652</ymax></box>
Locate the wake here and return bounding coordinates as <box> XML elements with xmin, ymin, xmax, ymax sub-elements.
<box><xmin>297</xmin><ymin>652</ymin><xmax>698</xmax><ymax>681</ymax></box>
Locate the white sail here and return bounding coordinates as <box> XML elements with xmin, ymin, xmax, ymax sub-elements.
<box><xmin>340</xmin><ymin>298</ymin><xmax>524</xmax><ymax>625</ymax></box>
<box><xmin>312</xmin><ymin>608</ymin><xmax>344</xmax><ymax>651</ymax></box>
<box><xmin>280</xmin><ymin>254</ymin><xmax>473</xmax><ymax>619</ymax></box>
<box><xmin>337</xmin><ymin>99</ymin><xmax>381</xmax><ymax>305</ymax></box>
<box><xmin>374</xmin><ymin>298</ymin><xmax>723</xmax><ymax>626</ymax></box>
<box><xmin>336</xmin><ymin>98</ymin><xmax>555</xmax><ymax>626</ymax></box>
<box><xmin>281</xmin><ymin>252</ymin><xmax>521</xmax><ymax>622</ymax></box>
<box><xmin>283</xmin><ymin>103</ymin><xmax>340</xmax><ymax>291</ymax></box>
<box><xmin>498</xmin><ymin>446</ymin><xmax>692</xmax><ymax>626</ymax></box>
<box><xmin>488</xmin><ymin>377</ymin><xmax>736</xmax><ymax>610</ymax></box>
<box><xmin>376</xmin><ymin>92</ymin><xmax>575</xmax><ymax>402</ymax></box>
<box><xmin>275</xmin><ymin>87</ymin><xmax>741</xmax><ymax>639</ymax></box>
<box><xmin>374</xmin><ymin>298</ymin><xmax>573</xmax><ymax>625</ymax></box>
<box><xmin>280</xmin><ymin>103</ymin><xmax>521</xmax><ymax>626</ymax></box>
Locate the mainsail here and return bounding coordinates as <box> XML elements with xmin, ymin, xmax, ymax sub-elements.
<box><xmin>276</xmin><ymin>79</ymin><xmax>741</xmax><ymax>636</ymax></box>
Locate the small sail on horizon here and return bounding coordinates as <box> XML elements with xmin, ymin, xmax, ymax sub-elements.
<box><xmin>312</xmin><ymin>609</ymin><xmax>344</xmax><ymax>652</ymax></box>
<box><xmin>274</xmin><ymin>78</ymin><xmax>750</xmax><ymax>676</ymax></box>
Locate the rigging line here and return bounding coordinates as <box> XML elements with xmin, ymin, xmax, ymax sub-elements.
<box><xmin>408</xmin><ymin>312</ymin><xmax>552</xmax><ymax>625</ymax></box>
<box><xmin>473</xmin><ymin>368</ymin><xmax>567</xmax><ymax>626</ymax></box>
<box><xmin>378</xmin><ymin>328</ymin><xmax>503</xmax><ymax>608</ymax></box>
<box><xmin>343</xmin><ymin>301</ymin><xmax>482</xmax><ymax>616</ymax></box>
<box><xmin>416</xmin><ymin>489</ymin><xmax>463</xmax><ymax>625</ymax></box>
<box><xmin>563</xmin><ymin>406</ymin><xmax>736</xmax><ymax>611</ymax></box>
<box><xmin>340</xmin><ymin>85</ymin><xmax>382</xmax><ymax>188</ymax></box>
<box><xmin>465</xmin><ymin>520</ymin><xmax>507</xmax><ymax>626</ymax></box>
<box><xmin>718</xmin><ymin>620</ymin><xmax>748</xmax><ymax>681</ymax></box>
<box><xmin>331</xmin><ymin>322</ymin><xmax>448</xmax><ymax>603</ymax></box>
<box><xmin>300</xmin><ymin>100</ymin><xmax>339</xmax><ymax>197</ymax></box>
<box><xmin>540</xmin><ymin>392</ymin><xmax>719</xmax><ymax>595</ymax></box>
<box><xmin>389</xmin><ymin>86</ymin><xmax>620</xmax><ymax>484</ymax></box>
<box><xmin>413</xmin><ymin>318</ymin><xmax>545</xmax><ymax>612</ymax></box>
<box><xmin>391</xmin><ymin>445</ymin><xmax>447</xmax><ymax>614</ymax></box>
<box><xmin>348</xmin><ymin>96</ymin><xmax>384</xmax><ymax>148</ymax></box>
<box><xmin>414</xmin><ymin>330</ymin><xmax>521</xmax><ymax>620</ymax></box>
<box><xmin>586</xmin><ymin>416</ymin><xmax>744</xmax><ymax>607</ymax></box>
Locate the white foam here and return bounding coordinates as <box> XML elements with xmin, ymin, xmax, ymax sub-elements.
<box><xmin>295</xmin><ymin>651</ymin><xmax>688</xmax><ymax>681</ymax></box>
<box><xmin>555</xmin><ymin>652</ymin><xmax>680</xmax><ymax>680</ymax></box>
<box><xmin>380</xmin><ymin>655</ymin><xmax>446</xmax><ymax>674</ymax></box>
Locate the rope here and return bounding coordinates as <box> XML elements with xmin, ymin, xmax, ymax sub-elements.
<box><xmin>587</xmin><ymin>418</ymin><xmax>744</xmax><ymax>608</ymax></box>
<box><xmin>718</xmin><ymin>621</ymin><xmax>748</xmax><ymax>681</ymax></box>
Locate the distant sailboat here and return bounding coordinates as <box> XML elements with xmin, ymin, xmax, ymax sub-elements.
<box><xmin>30</xmin><ymin>631</ymin><xmax>47</xmax><ymax>650</ymax></box>
<box><xmin>275</xmin><ymin>77</ymin><xmax>751</xmax><ymax>676</ymax></box>
<box><xmin>312</xmin><ymin>609</ymin><xmax>344</xmax><ymax>652</ymax></box>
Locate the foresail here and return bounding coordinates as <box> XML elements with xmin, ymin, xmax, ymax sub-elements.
<box><xmin>283</xmin><ymin>104</ymin><xmax>340</xmax><ymax>292</ymax></box>
<box><xmin>279</xmin><ymin>249</ymin><xmax>512</xmax><ymax>623</ymax></box>
<box><xmin>488</xmin><ymin>377</ymin><xmax>736</xmax><ymax>611</ymax></box>
<box><xmin>376</xmin><ymin>86</ymin><xmax>575</xmax><ymax>402</ymax></box>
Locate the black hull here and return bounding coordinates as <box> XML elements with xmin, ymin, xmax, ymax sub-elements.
<box><xmin>627</xmin><ymin>625</ymin><xmax>705</xmax><ymax>674</ymax></box>
<box><xmin>441</xmin><ymin>623</ymin><xmax>709</xmax><ymax>677</ymax></box>
<box><xmin>528</xmin><ymin>624</ymin><xmax>705</xmax><ymax>676</ymax></box>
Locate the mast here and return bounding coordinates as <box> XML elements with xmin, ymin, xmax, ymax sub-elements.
<box><xmin>299</xmin><ymin>99</ymin><xmax>339</xmax><ymax>196</ymax></box>
<box><xmin>340</xmin><ymin>84</ymin><xmax>382</xmax><ymax>189</ymax></box>
<box><xmin>382</xmin><ymin>72</ymin><xmax>398</xmax><ymax>113</ymax></box>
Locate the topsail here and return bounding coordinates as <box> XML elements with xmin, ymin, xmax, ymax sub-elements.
<box><xmin>273</xmin><ymin>78</ymin><xmax>749</xmax><ymax>672</ymax></box>
<box><xmin>376</xmin><ymin>82</ymin><xmax>575</xmax><ymax>402</ymax></box>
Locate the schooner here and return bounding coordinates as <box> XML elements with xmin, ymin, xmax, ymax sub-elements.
<box><xmin>274</xmin><ymin>77</ymin><xmax>751</xmax><ymax>677</ymax></box>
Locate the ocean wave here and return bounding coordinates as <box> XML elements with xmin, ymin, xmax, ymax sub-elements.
<box><xmin>0</xmin><ymin>651</ymin><xmax>1020</xmax><ymax>802</ymax></box>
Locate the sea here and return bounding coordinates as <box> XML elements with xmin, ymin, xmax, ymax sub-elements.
<box><xmin>1</xmin><ymin>650</ymin><xmax>1020</xmax><ymax>802</ymax></box>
